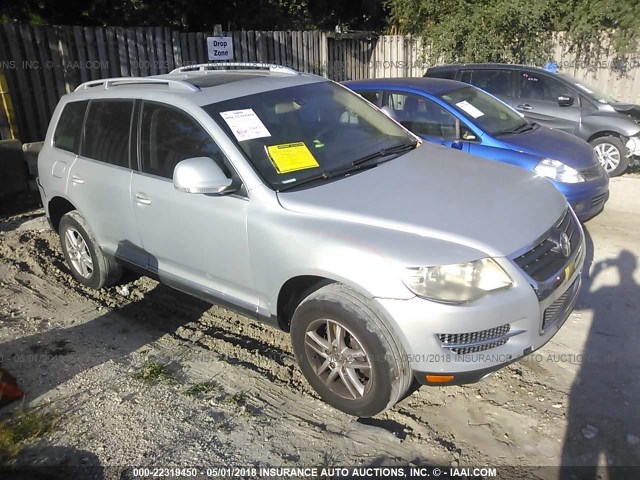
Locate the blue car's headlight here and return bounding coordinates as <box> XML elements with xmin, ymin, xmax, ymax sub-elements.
<box><xmin>534</xmin><ymin>158</ymin><xmax>585</xmax><ymax>183</ymax></box>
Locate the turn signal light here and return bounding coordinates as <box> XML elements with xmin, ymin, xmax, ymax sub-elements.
<box><xmin>426</xmin><ymin>375</ymin><xmax>455</xmax><ymax>383</ymax></box>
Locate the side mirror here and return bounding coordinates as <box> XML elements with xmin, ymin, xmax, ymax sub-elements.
<box><xmin>173</xmin><ymin>157</ymin><xmax>235</xmax><ymax>195</ymax></box>
<box><xmin>558</xmin><ymin>95</ymin><xmax>574</xmax><ymax>107</ymax></box>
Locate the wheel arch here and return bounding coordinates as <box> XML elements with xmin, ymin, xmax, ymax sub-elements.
<box><xmin>587</xmin><ymin>130</ymin><xmax>625</xmax><ymax>143</ymax></box>
<box><xmin>48</xmin><ymin>196</ymin><xmax>77</xmax><ymax>233</ymax></box>
<box><xmin>276</xmin><ymin>274</ymin><xmax>382</xmax><ymax>332</ymax></box>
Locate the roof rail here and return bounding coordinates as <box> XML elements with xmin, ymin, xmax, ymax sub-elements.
<box><xmin>170</xmin><ymin>62</ymin><xmax>299</xmax><ymax>75</ymax></box>
<box><xmin>74</xmin><ymin>77</ymin><xmax>200</xmax><ymax>92</ymax></box>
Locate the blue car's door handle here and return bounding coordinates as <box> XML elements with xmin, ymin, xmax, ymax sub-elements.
<box><xmin>517</xmin><ymin>103</ymin><xmax>533</xmax><ymax>110</ymax></box>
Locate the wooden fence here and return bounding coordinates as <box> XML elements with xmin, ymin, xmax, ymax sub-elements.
<box><xmin>2</xmin><ymin>23</ymin><xmax>640</xmax><ymax>142</ymax></box>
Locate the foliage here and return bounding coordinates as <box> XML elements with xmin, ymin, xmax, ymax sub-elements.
<box><xmin>387</xmin><ymin>0</ymin><xmax>640</xmax><ymax>66</ymax></box>
<box><xmin>0</xmin><ymin>0</ymin><xmax>389</xmax><ymax>31</ymax></box>
<box><xmin>387</xmin><ymin>0</ymin><xmax>559</xmax><ymax>64</ymax></box>
<box><xmin>555</xmin><ymin>0</ymin><xmax>640</xmax><ymax>62</ymax></box>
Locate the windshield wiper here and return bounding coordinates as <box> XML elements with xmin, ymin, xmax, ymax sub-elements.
<box><xmin>276</xmin><ymin>162</ymin><xmax>379</xmax><ymax>192</ymax></box>
<box><xmin>351</xmin><ymin>141</ymin><xmax>418</xmax><ymax>167</ymax></box>
<box><xmin>277</xmin><ymin>142</ymin><xmax>416</xmax><ymax>192</ymax></box>
<box><xmin>494</xmin><ymin>122</ymin><xmax>535</xmax><ymax>136</ymax></box>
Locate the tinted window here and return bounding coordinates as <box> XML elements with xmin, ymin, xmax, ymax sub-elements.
<box><xmin>82</xmin><ymin>100</ymin><xmax>134</xmax><ymax>167</ymax></box>
<box><xmin>428</xmin><ymin>68</ymin><xmax>456</xmax><ymax>80</ymax></box>
<box><xmin>518</xmin><ymin>72</ymin><xmax>568</xmax><ymax>101</ymax></box>
<box><xmin>469</xmin><ymin>70</ymin><xmax>512</xmax><ymax>96</ymax></box>
<box><xmin>358</xmin><ymin>89</ymin><xmax>382</xmax><ymax>106</ymax></box>
<box><xmin>140</xmin><ymin>102</ymin><xmax>229</xmax><ymax>179</ymax></box>
<box><xmin>53</xmin><ymin>101</ymin><xmax>88</xmax><ymax>154</ymax></box>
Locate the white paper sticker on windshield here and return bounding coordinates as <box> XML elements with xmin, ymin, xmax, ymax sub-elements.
<box><xmin>220</xmin><ymin>109</ymin><xmax>271</xmax><ymax>141</ymax></box>
<box><xmin>455</xmin><ymin>100</ymin><xmax>484</xmax><ymax>118</ymax></box>
<box><xmin>575</xmin><ymin>83</ymin><xmax>594</xmax><ymax>94</ymax></box>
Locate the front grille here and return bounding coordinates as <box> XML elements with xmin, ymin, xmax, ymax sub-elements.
<box><xmin>591</xmin><ymin>192</ymin><xmax>607</xmax><ymax>210</ymax></box>
<box><xmin>438</xmin><ymin>324</ymin><xmax>511</xmax><ymax>355</ymax></box>
<box><xmin>514</xmin><ymin>209</ymin><xmax>580</xmax><ymax>282</ymax></box>
<box><xmin>580</xmin><ymin>164</ymin><xmax>605</xmax><ymax>182</ymax></box>
<box><xmin>542</xmin><ymin>277</ymin><xmax>580</xmax><ymax>331</ymax></box>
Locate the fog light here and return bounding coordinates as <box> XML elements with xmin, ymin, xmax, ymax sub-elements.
<box><xmin>573</xmin><ymin>201</ymin><xmax>586</xmax><ymax>213</ymax></box>
<box><xmin>426</xmin><ymin>375</ymin><xmax>455</xmax><ymax>383</ymax></box>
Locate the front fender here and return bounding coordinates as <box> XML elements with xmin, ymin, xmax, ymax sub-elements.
<box><xmin>248</xmin><ymin>208</ymin><xmax>486</xmax><ymax>315</ymax></box>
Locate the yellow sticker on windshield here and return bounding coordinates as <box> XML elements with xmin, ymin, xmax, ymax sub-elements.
<box><xmin>266</xmin><ymin>142</ymin><xmax>320</xmax><ymax>174</ymax></box>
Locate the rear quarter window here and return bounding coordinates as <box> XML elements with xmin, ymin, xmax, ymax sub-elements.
<box><xmin>427</xmin><ymin>68</ymin><xmax>457</xmax><ymax>80</ymax></box>
<box><xmin>81</xmin><ymin>100</ymin><xmax>134</xmax><ymax>168</ymax></box>
<box><xmin>53</xmin><ymin>101</ymin><xmax>88</xmax><ymax>154</ymax></box>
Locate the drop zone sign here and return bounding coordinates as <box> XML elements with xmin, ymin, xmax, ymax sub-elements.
<box><xmin>207</xmin><ymin>37</ymin><xmax>234</xmax><ymax>60</ymax></box>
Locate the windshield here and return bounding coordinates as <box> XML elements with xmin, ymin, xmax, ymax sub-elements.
<box><xmin>439</xmin><ymin>86</ymin><xmax>527</xmax><ymax>135</ymax></box>
<box><xmin>556</xmin><ymin>73</ymin><xmax>618</xmax><ymax>104</ymax></box>
<box><xmin>204</xmin><ymin>81</ymin><xmax>413</xmax><ymax>190</ymax></box>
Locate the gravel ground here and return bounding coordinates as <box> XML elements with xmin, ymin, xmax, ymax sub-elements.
<box><xmin>0</xmin><ymin>176</ymin><xmax>639</xmax><ymax>479</ymax></box>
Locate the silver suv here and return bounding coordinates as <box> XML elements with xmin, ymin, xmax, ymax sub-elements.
<box><xmin>37</xmin><ymin>63</ymin><xmax>584</xmax><ymax>417</ymax></box>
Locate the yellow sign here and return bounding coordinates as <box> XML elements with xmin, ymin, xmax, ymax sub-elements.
<box><xmin>266</xmin><ymin>142</ymin><xmax>320</xmax><ymax>174</ymax></box>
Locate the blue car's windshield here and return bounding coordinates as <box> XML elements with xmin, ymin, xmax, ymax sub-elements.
<box><xmin>440</xmin><ymin>86</ymin><xmax>528</xmax><ymax>136</ymax></box>
<box><xmin>204</xmin><ymin>81</ymin><xmax>414</xmax><ymax>190</ymax></box>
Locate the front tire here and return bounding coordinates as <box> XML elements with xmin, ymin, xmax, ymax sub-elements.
<box><xmin>591</xmin><ymin>136</ymin><xmax>629</xmax><ymax>177</ymax></box>
<box><xmin>290</xmin><ymin>283</ymin><xmax>412</xmax><ymax>417</ymax></box>
<box><xmin>59</xmin><ymin>211</ymin><xmax>121</xmax><ymax>289</ymax></box>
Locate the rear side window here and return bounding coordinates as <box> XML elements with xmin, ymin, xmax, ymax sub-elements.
<box><xmin>469</xmin><ymin>70</ymin><xmax>512</xmax><ymax>96</ymax></box>
<box><xmin>140</xmin><ymin>102</ymin><xmax>229</xmax><ymax>179</ymax></box>
<box><xmin>81</xmin><ymin>100</ymin><xmax>134</xmax><ymax>168</ymax></box>
<box><xmin>53</xmin><ymin>101</ymin><xmax>88</xmax><ymax>154</ymax></box>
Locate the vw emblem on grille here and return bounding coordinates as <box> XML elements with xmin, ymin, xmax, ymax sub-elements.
<box><xmin>550</xmin><ymin>229</ymin><xmax>571</xmax><ymax>257</ymax></box>
<box><xmin>558</xmin><ymin>232</ymin><xmax>571</xmax><ymax>257</ymax></box>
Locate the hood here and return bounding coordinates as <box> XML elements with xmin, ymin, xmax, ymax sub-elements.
<box><xmin>277</xmin><ymin>144</ymin><xmax>567</xmax><ymax>257</ymax></box>
<box><xmin>611</xmin><ymin>102</ymin><xmax>640</xmax><ymax>122</ymax></box>
<box><xmin>498</xmin><ymin>124</ymin><xmax>596</xmax><ymax>169</ymax></box>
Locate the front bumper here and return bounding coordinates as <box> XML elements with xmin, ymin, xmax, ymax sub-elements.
<box><xmin>555</xmin><ymin>177</ymin><xmax>609</xmax><ymax>222</ymax></box>
<box><xmin>374</xmin><ymin>212</ymin><xmax>585</xmax><ymax>385</ymax></box>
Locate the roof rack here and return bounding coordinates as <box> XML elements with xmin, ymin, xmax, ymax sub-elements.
<box><xmin>170</xmin><ymin>62</ymin><xmax>299</xmax><ymax>75</ymax></box>
<box><xmin>74</xmin><ymin>77</ymin><xmax>200</xmax><ymax>92</ymax></box>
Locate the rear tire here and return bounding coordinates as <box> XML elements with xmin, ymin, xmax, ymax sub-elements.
<box><xmin>290</xmin><ymin>283</ymin><xmax>412</xmax><ymax>417</ymax></box>
<box><xmin>590</xmin><ymin>136</ymin><xmax>628</xmax><ymax>177</ymax></box>
<box><xmin>59</xmin><ymin>211</ymin><xmax>121</xmax><ymax>289</ymax></box>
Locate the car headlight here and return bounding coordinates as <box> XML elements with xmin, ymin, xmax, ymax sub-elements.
<box><xmin>534</xmin><ymin>158</ymin><xmax>585</xmax><ymax>183</ymax></box>
<box><xmin>402</xmin><ymin>258</ymin><xmax>513</xmax><ymax>304</ymax></box>
<box><xmin>625</xmin><ymin>136</ymin><xmax>640</xmax><ymax>156</ymax></box>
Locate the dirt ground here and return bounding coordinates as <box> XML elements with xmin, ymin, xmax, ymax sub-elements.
<box><xmin>0</xmin><ymin>176</ymin><xmax>639</xmax><ymax>480</ymax></box>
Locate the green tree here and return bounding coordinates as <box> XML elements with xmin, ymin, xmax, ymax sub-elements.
<box><xmin>1</xmin><ymin>0</ymin><xmax>389</xmax><ymax>31</ymax></box>
<box><xmin>387</xmin><ymin>0</ymin><xmax>558</xmax><ymax>64</ymax></box>
<box><xmin>387</xmin><ymin>0</ymin><xmax>640</xmax><ymax>66</ymax></box>
<box><xmin>556</xmin><ymin>0</ymin><xmax>640</xmax><ymax>63</ymax></box>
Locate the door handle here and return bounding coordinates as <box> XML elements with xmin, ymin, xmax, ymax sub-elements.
<box><xmin>71</xmin><ymin>175</ymin><xmax>84</xmax><ymax>185</ymax></box>
<box><xmin>517</xmin><ymin>103</ymin><xmax>533</xmax><ymax>111</ymax></box>
<box><xmin>135</xmin><ymin>193</ymin><xmax>152</xmax><ymax>205</ymax></box>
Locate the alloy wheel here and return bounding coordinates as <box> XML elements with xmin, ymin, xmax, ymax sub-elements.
<box><xmin>594</xmin><ymin>143</ymin><xmax>621</xmax><ymax>173</ymax></box>
<box><xmin>303</xmin><ymin>318</ymin><xmax>373</xmax><ymax>400</ymax></box>
<box><xmin>64</xmin><ymin>227</ymin><xmax>94</xmax><ymax>278</ymax></box>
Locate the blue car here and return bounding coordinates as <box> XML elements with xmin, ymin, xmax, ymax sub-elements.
<box><xmin>344</xmin><ymin>78</ymin><xmax>609</xmax><ymax>221</ymax></box>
